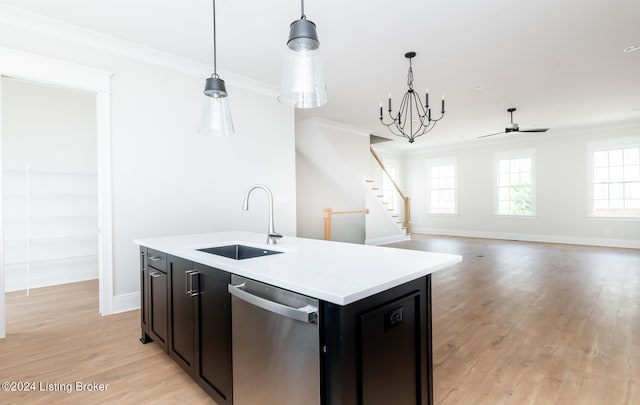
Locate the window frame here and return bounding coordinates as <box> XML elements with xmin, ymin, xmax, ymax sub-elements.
<box><xmin>587</xmin><ymin>138</ymin><xmax>640</xmax><ymax>219</ymax></box>
<box><xmin>426</xmin><ymin>156</ymin><xmax>458</xmax><ymax>215</ymax></box>
<box><xmin>494</xmin><ymin>149</ymin><xmax>537</xmax><ymax>217</ymax></box>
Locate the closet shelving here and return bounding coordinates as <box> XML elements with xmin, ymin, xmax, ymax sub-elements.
<box><xmin>2</xmin><ymin>166</ymin><xmax>99</xmax><ymax>293</ymax></box>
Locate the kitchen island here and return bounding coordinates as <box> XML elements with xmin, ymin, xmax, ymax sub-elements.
<box><xmin>135</xmin><ymin>231</ymin><xmax>461</xmax><ymax>405</ymax></box>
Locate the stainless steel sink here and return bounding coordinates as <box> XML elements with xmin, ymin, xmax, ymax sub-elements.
<box><xmin>197</xmin><ymin>244</ymin><xmax>283</xmax><ymax>260</ymax></box>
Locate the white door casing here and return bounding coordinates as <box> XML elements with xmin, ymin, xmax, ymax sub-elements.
<box><xmin>0</xmin><ymin>47</ymin><xmax>113</xmax><ymax>338</ymax></box>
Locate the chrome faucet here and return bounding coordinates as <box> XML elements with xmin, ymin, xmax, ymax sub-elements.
<box><xmin>242</xmin><ymin>184</ymin><xmax>283</xmax><ymax>245</ymax></box>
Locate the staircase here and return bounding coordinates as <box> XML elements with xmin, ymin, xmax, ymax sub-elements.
<box><xmin>365</xmin><ymin>147</ymin><xmax>411</xmax><ymax>245</ymax></box>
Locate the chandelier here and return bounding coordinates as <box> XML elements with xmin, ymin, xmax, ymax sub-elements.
<box><xmin>379</xmin><ymin>52</ymin><xmax>445</xmax><ymax>143</ymax></box>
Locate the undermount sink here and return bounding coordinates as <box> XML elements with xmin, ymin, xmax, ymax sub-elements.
<box><xmin>197</xmin><ymin>244</ymin><xmax>283</xmax><ymax>260</ymax></box>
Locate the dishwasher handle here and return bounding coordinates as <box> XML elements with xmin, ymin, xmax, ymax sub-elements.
<box><xmin>228</xmin><ymin>283</ymin><xmax>318</xmax><ymax>324</ymax></box>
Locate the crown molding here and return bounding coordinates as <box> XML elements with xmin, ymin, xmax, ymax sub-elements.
<box><xmin>300</xmin><ymin>117</ymin><xmax>371</xmax><ymax>137</ymax></box>
<box><xmin>0</xmin><ymin>4</ymin><xmax>278</xmax><ymax>97</ymax></box>
<box><xmin>400</xmin><ymin>119</ymin><xmax>640</xmax><ymax>158</ymax></box>
<box><xmin>0</xmin><ymin>46</ymin><xmax>112</xmax><ymax>93</ymax></box>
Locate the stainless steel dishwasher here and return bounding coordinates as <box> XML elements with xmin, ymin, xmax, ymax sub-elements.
<box><xmin>228</xmin><ymin>275</ymin><xmax>320</xmax><ymax>405</ymax></box>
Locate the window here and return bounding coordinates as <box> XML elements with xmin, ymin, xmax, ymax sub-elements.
<box><xmin>496</xmin><ymin>153</ymin><xmax>535</xmax><ymax>216</ymax></box>
<box><xmin>591</xmin><ymin>146</ymin><xmax>640</xmax><ymax>217</ymax></box>
<box><xmin>428</xmin><ymin>158</ymin><xmax>457</xmax><ymax>214</ymax></box>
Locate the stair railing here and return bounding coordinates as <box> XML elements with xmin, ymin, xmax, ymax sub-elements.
<box><xmin>369</xmin><ymin>146</ymin><xmax>412</xmax><ymax>234</ymax></box>
<box><xmin>323</xmin><ymin>208</ymin><xmax>370</xmax><ymax>241</ymax></box>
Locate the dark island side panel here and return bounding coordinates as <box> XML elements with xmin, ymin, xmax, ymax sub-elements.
<box><xmin>320</xmin><ymin>275</ymin><xmax>432</xmax><ymax>405</ymax></box>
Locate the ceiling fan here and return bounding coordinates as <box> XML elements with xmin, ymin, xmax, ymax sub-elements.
<box><xmin>479</xmin><ymin>108</ymin><xmax>549</xmax><ymax>138</ymax></box>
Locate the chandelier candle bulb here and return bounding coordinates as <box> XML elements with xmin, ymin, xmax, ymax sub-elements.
<box><xmin>388</xmin><ymin>94</ymin><xmax>392</xmax><ymax>111</ymax></box>
<box><xmin>379</xmin><ymin>103</ymin><xmax>383</xmax><ymax>119</ymax></box>
<box><xmin>425</xmin><ymin>89</ymin><xmax>429</xmax><ymax>108</ymax></box>
<box><xmin>441</xmin><ymin>95</ymin><xmax>445</xmax><ymax>113</ymax></box>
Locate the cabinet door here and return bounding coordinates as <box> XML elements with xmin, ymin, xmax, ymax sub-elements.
<box><xmin>140</xmin><ymin>248</ymin><xmax>151</xmax><ymax>343</ymax></box>
<box><xmin>359</xmin><ymin>291</ymin><xmax>423</xmax><ymax>405</ymax></box>
<box><xmin>194</xmin><ymin>264</ymin><xmax>233</xmax><ymax>405</ymax></box>
<box><xmin>168</xmin><ymin>256</ymin><xmax>196</xmax><ymax>374</ymax></box>
<box><xmin>149</xmin><ymin>268</ymin><xmax>168</xmax><ymax>352</ymax></box>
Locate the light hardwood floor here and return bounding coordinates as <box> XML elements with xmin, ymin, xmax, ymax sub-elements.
<box><xmin>388</xmin><ymin>235</ymin><xmax>640</xmax><ymax>404</ymax></box>
<box><xmin>1</xmin><ymin>235</ymin><xmax>638</xmax><ymax>404</ymax></box>
<box><xmin>0</xmin><ymin>280</ymin><xmax>212</xmax><ymax>404</ymax></box>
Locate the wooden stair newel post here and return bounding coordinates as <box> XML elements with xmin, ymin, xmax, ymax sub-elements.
<box><xmin>404</xmin><ymin>196</ymin><xmax>412</xmax><ymax>235</ymax></box>
<box><xmin>323</xmin><ymin>208</ymin><xmax>332</xmax><ymax>241</ymax></box>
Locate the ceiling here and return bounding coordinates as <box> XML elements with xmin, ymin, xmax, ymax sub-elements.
<box><xmin>2</xmin><ymin>0</ymin><xmax>639</xmax><ymax>152</ymax></box>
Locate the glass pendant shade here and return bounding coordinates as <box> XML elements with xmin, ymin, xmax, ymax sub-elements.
<box><xmin>199</xmin><ymin>77</ymin><xmax>235</xmax><ymax>136</ymax></box>
<box><xmin>278</xmin><ymin>18</ymin><xmax>327</xmax><ymax>109</ymax></box>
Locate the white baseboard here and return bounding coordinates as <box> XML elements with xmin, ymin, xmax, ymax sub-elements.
<box><xmin>412</xmin><ymin>227</ymin><xmax>640</xmax><ymax>249</ymax></box>
<box><xmin>111</xmin><ymin>291</ymin><xmax>140</xmax><ymax>314</ymax></box>
<box><xmin>365</xmin><ymin>234</ymin><xmax>411</xmax><ymax>246</ymax></box>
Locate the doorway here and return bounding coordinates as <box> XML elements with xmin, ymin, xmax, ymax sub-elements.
<box><xmin>2</xmin><ymin>77</ymin><xmax>98</xmax><ymax>295</ymax></box>
<box><xmin>0</xmin><ymin>47</ymin><xmax>113</xmax><ymax>338</ymax></box>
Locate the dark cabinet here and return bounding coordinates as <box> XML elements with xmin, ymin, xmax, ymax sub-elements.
<box><xmin>168</xmin><ymin>256</ymin><xmax>196</xmax><ymax>371</ymax></box>
<box><xmin>140</xmin><ymin>247</ymin><xmax>150</xmax><ymax>343</ymax></box>
<box><xmin>321</xmin><ymin>275</ymin><xmax>432</xmax><ymax>405</ymax></box>
<box><xmin>139</xmin><ymin>247</ymin><xmax>168</xmax><ymax>353</ymax></box>
<box><xmin>142</xmin><ymin>246</ymin><xmax>434</xmax><ymax>405</ymax></box>
<box><xmin>167</xmin><ymin>256</ymin><xmax>233</xmax><ymax>405</ymax></box>
<box><xmin>193</xmin><ymin>263</ymin><xmax>233</xmax><ymax>404</ymax></box>
<box><xmin>359</xmin><ymin>291</ymin><xmax>424</xmax><ymax>405</ymax></box>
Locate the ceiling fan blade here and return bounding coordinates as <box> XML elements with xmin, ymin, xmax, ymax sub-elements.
<box><xmin>478</xmin><ymin>131</ymin><xmax>506</xmax><ymax>139</ymax></box>
<box><xmin>519</xmin><ymin>128</ymin><xmax>549</xmax><ymax>133</ymax></box>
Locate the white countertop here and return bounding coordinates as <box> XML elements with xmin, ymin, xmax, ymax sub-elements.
<box><xmin>134</xmin><ymin>231</ymin><xmax>462</xmax><ymax>306</ymax></box>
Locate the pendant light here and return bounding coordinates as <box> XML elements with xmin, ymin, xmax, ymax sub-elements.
<box><xmin>199</xmin><ymin>0</ymin><xmax>235</xmax><ymax>136</ymax></box>
<box><xmin>278</xmin><ymin>0</ymin><xmax>328</xmax><ymax>109</ymax></box>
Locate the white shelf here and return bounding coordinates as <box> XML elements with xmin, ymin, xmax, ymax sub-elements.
<box><xmin>4</xmin><ymin>234</ymin><xmax>97</xmax><ymax>244</ymax></box>
<box><xmin>4</xmin><ymin>254</ymin><xmax>98</xmax><ymax>267</ymax></box>
<box><xmin>4</xmin><ymin>192</ymin><xmax>97</xmax><ymax>199</ymax></box>
<box><xmin>3</xmin><ymin>168</ymin><xmax>97</xmax><ymax>176</ymax></box>
<box><xmin>4</xmin><ymin>215</ymin><xmax>98</xmax><ymax>223</ymax></box>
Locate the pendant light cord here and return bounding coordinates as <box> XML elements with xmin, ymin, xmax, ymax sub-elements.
<box><xmin>212</xmin><ymin>0</ymin><xmax>218</xmax><ymax>78</ymax></box>
<box><xmin>300</xmin><ymin>0</ymin><xmax>306</xmax><ymax>19</ymax></box>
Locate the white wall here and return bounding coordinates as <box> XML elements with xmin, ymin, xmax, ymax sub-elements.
<box><xmin>296</xmin><ymin>119</ymin><xmax>369</xmax><ymax>243</ymax></box>
<box><xmin>2</xmin><ymin>78</ymin><xmax>98</xmax><ymax>291</ymax></box>
<box><xmin>400</xmin><ymin>122</ymin><xmax>640</xmax><ymax>248</ymax></box>
<box><xmin>0</xmin><ymin>12</ymin><xmax>296</xmax><ymax>311</ymax></box>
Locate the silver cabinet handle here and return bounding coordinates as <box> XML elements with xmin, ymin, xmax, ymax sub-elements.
<box><xmin>149</xmin><ymin>256</ymin><xmax>162</xmax><ymax>262</ymax></box>
<box><xmin>140</xmin><ymin>251</ymin><xmax>146</xmax><ymax>270</ymax></box>
<box><xmin>149</xmin><ymin>271</ymin><xmax>163</xmax><ymax>278</ymax></box>
<box><xmin>185</xmin><ymin>270</ymin><xmax>191</xmax><ymax>295</ymax></box>
<box><xmin>190</xmin><ymin>272</ymin><xmax>199</xmax><ymax>297</ymax></box>
<box><xmin>185</xmin><ymin>271</ymin><xmax>199</xmax><ymax>297</ymax></box>
<box><xmin>228</xmin><ymin>283</ymin><xmax>318</xmax><ymax>323</ymax></box>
